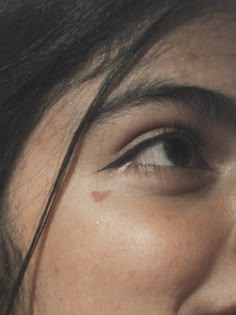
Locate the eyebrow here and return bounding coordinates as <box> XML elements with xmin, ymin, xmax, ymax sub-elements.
<box><xmin>91</xmin><ymin>80</ymin><xmax>236</xmax><ymax>131</ymax></box>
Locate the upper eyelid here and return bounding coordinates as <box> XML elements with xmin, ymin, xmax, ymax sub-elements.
<box><xmin>112</xmin><ymin>118</ymin><xmax>205</xmax><ymax>158</ymax></box>
<box><xmin>119</xmin><ymin>128</ymin><xmax>199</xmax><ymax>156</ymax></box>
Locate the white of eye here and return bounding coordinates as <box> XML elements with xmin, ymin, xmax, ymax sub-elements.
<box><xmin>135</xmin><ymin>143</ymin><xmax>176</xmax><ymax>167</ymax></box>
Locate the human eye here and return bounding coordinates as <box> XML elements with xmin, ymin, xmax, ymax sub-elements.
<box><xmin>100</xmin><ymin>122</ymin><xmax>216</xmax><ymax>195</ymax></box>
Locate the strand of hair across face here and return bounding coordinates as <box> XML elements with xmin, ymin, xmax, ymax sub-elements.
<box><xmin>5</xmin><ymin>3</ymin><xmax>184</xmax><ymax>313</ymax></box>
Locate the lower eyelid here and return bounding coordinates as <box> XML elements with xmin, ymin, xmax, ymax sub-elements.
<box><xmin>110</xmin><ymin>163</ymin><xmax>217</xmax><ymax>195</ymax></box>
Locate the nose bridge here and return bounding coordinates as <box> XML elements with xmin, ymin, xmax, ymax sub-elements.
<box><xmin>226</xmin><ymin>186</ymin><xmax>236</xmax><ymax>254</ymax></box>
<box><xmin>215</xmin><ymin>174</ymin><xmax>236</xmax><ymax>255</ymax></box>
<box><xmin>194</xmin><ymin>207</ymin><xmax>236</xmax><ymax>312</ymax></box>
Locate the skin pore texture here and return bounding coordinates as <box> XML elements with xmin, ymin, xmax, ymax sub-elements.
<box><xmin>7</xmin><ymin>2</ymin><xmax>236</xmax><ymax>315</ymax></box>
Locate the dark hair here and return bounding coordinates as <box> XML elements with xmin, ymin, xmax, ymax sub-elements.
<box><xmin>0</xmin><ymin>0</ymin><xmax>221</xmax><ymax>313</ymax></box>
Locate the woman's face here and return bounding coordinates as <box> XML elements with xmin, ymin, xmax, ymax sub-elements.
<box><xmin>8</xmin><ymin>4</ymin><xmax>236</xmax><ymax>315</ymax></box>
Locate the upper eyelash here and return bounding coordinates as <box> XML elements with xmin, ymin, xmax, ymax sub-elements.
<box><xmin>99</xmin><ymin>125</ymin><xmax>207</xmax><ymax>172</ymax></box>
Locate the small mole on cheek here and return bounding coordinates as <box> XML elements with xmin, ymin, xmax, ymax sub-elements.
<box><xmin>91</xmin><ymin>190</ymin><xmax>112</xmax><ymax>203</ymax></box>
<box><xmin>54</xmin><ymin>265</ymin><xmax>59</xmax><ymax>274</ymax></box>
<box><xmin>129</xmin><ymin>270</ymin><xmax>136</xmax><ymax>279</ymax></box>
<box><xmin>164</xmin><ymin>215</ymin><xmax>173</xmax><ymax>222</ymax></box>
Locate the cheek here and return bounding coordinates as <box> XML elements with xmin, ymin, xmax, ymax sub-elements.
<box><xmin>35</xmin><ymin>187</ymin><xmax>221</xmax><ymax>313</ymax></box>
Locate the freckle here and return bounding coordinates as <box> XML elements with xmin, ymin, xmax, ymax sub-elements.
<box><xmin>54</xmin><ymin>265</ymin><xmax>59</xmax><ymax>275</ymax></box>
<box><xmin>91</xmin><ymin>190</ymin><xmax>111</xmax><ymax>203</ymax></box>
<box><xmin>164</xmin><ymin>215</ymin><xmax>173</xmax><ymax>221</ymax></box>
<box><xmin>188</xmin><ymin>52</ymin><xmax>199</xmax><ymax>62</ymax></box>
<box><xmin>129</xmin><ymin>270</ymin><xmax>136</xmax><ymax>279</ymax></box>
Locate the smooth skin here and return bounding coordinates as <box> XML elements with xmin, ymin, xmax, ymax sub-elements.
<box><xmin>7</xmin><ymin>2</ymin><xmax>236</xmax><ymax>314</ymax></box>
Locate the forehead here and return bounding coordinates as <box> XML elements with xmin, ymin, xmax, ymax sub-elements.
<box><xmin>117</xmin><ymin>8</ymin><xmax>236</xmax><ymax>98</ymax></box>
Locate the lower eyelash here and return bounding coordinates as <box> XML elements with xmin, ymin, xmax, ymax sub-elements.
<box><xmin>116</xmin><ymin>161</ymin><xmax>214</xmax><ymax>190</ymax></box>
<box><xmin>117</xmin><ymin>162</ymin><xmax>173</xmax><ymax>177</ymax></box>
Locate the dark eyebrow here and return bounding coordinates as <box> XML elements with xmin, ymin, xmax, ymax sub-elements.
<box><xmin>91</xmin><ymin>80</ymin><xmax>236</xmax><ymax>131</ymax></box>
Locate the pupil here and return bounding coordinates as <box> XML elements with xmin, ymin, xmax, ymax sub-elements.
<box><xmin>163</xmin><ymin>138</ymin><xmax>192</xmax><ymax>167</ymax></box>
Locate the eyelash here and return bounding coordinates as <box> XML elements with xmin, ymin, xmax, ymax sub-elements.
<box><xmin>100</xmin><ymin>121</ymin><xmax>209</xmax><ymax>174</ymax></box>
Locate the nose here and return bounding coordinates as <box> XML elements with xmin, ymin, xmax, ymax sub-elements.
<box><xmin>179</xmin><ymin>186</ymin><xmax>236</xmax><ymax>315</ymax></box>
<box><xmin>200</xmin><ymin>192</ymin><xmax>236</xmax><ymax>310</ymax></box>
<box><xmin>223</xmin><ymin>188</ymin><xmax>236</xmax><ymax>255</ymax></box>
<box><xmin>228</xmin><ymin>217</ymin><xmax>236</xmax><ymax>256</ymax></box>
